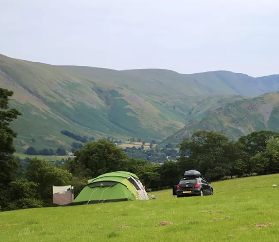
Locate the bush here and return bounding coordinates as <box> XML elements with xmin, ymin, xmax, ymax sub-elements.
<box><xmin>8</xmin><ymin>198</ymin><xmax>43</xmax><ymax>210</ymax></box>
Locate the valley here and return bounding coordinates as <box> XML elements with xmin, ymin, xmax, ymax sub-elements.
<box><xmin>1</xmin><ymin>54</ymin><xmax>279</xmax><ymax>152</ymax></box>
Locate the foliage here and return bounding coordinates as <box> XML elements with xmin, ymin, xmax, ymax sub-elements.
<box><xmin>56</xmin><ymin>147</ymin><xmax>67</xmax><ymax>156</ymax></box>
<box><xmin>0</xmin><ymin>155</ymin><xmax>21</xmax><ymax>186</ymax></box>
<box><xmin>0</xmin><ymin>88</ymin><xmax>22</xmax><ymax>210</ymax></box>
<box><xmin>71</xmin><ymin>142</ymin><xmax>83</xmax><ymax>150</ymax></box>
<box><xmin>124</xmin><ymin>158</ymin><xmax>161</xmax><ymax>190</ymax></box>
<box><xmin>9</xmin><ymin>178</ymin><xmax>40</xmax><ymax>200</ymax></box>
<box><xmin>0</xmin><ymin>88</ymin><xmax>21</xmax><ymax>186</ymax></box>
<box><xmin>25</xmin><ymin>147</ymin><xmax>55</xmax><ymax>156</ymax></box>
<box><xmin>60</xmin><ymin>130</ymin><xmax>89</xmax><ymax>143</ymax></box>
<box><xmin>237</xmin><ymin>130</ymin><xmax>279</xmax><ymax>156</ymax></box>
<box><xmin>159</xmin><ymin>160</ymin><xmax>180</xmax><ymax>187</ymax></box>
<box><xmin>68</xmin><ymin>139</ymin><xmax>129</xmax><ymax>178</ymax></box>
<box><xmin>25</xmin><ymin>147</ymin><xmax>67</xmax><ymax>156</ymax></box>
<box><xmin>0</xmin><ymin>88</ymin><xmax>21</xmax><ymax>154</ymax></box>
<box><xmin>178</xmin><ymin>130</ymin><xmax>279</xmax><ymax>180</ymax></box>
<box><xmin>8</xmin><ymin>198</ymin><xmax>44</xmax><ymax>210</ymax></box>
<box><xmin>179</xmin><ymin>130</ymin><xmax>232</xmax><ymax>180</ymax></box>
<box><xmin>7</xmin><ymin>179</ymin><xmax>43</xmax><ymax>210</ymax></box>
<box><xmin>26</xmin><ymin>159</ymin><xmax>72</xmax><ymax>203</ymax></box>
<box><xmin>5</xmin><ymin>127</ymin><xmax>279</xmax><ymax>212</ymax></box>
<box><xmin>123</xmin><ymin>147</ymin><xmax>178</xmax><ymax>163</ymax></box>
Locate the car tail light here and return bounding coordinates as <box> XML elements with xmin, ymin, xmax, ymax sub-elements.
<box><xmin>194</xmin><ymin>183</ymin><xmax>199</xmax><ymax>188</ymax></box>
<box><xmin>176</xmin><ymin>185</ymin><xmax>180</xmax><ymax>189</ymax></box>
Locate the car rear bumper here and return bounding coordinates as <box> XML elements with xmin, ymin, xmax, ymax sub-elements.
<box><xmin>176</xmin><ymin>189</ymin><xmax>201</xmax><ymax>196</ymax></box>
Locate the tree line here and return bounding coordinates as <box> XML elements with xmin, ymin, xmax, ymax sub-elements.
<box><xmin>60</xmin><ymin>130</ymin><xmax>94</xmax><ymax>143</ymax></box>
<box><xmin>179</xmin><ymin>130</ymin><xmax>279</xmax><ymax>181</ymax></box>
<box><xmin>25</xmin><ymin>147</ymin><xmax>67</xmax><ymax>156</ymax></box>
<box><xmin>2</xmin><ymin>87</ymin><xmax>279</xmax><ymax>212</ymax></box>
<box><xmin>25</xmin><ymin>142</ymin><xmax>84</xmax><ymax>156</ymax></box>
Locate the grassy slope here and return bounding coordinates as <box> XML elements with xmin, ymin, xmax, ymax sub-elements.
<box><xmin>1</xmin><ymin>174</ymin><xmax>279</xmax><ymax>241</ymax></box>
<box><xmin>0</xmin><ymin>55</ymin><xmax>187</xmax><ymax>151</ymax></box>
<box><xmin>122</xmin><ymin>69</ymin><xmax>279</xmax><ymax>97</ymax></box>
<box><xmin>14</xmin><ymin>153</ymin><xmax>69</xmax><ymax>162</ymax></box>
<box><xmin>163</xmin><ymin>92</ymin><xmax>279</xmax><ymax>144</ymax></box>
<box><xmin>2</xmin><ymin>53</ymin><xmax>279</xmax><ymax>151</ymax></box>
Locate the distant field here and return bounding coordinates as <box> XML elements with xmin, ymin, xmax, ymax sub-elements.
<box><xmin>1</xmin><ymin>174</ymin><xmax>279</xmax><ymax>241</ymax></box>
<box><xmin>118</xmin><ymin>142</ymin><xmax>153</xmax><ymax>149</ymax></box>
<box><xmin>14</xmin><ymin>153</ymin><xmax>71</xmax><ymax>161</ymax></box>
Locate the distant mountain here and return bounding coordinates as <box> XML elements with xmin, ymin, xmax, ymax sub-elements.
<box><xmin>1</xmin><ymin>53</ymin><xmax>279</xmax><ymax>152</ymax></box>
<box><xmin>121</xmin><ymin>69</ymin><xmax>279</xmax><ymax>97</ymax></box>
<box><xmin>163</xmin><ymin>92</ymin><xmax>279</xmax><ymax>145</ymax></box>
<box><xmin>62</xmin><ymin>67</ymin><xmax>279</xmax><ymax>97</ymax></box>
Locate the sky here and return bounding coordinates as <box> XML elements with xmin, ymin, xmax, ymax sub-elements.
<box><xmin>0</xmin><ymin>0</ymin><xmax>279</xmax><ymax>77</ymax></box>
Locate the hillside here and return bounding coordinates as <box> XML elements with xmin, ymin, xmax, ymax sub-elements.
<box><xmin>1</xmin><ymin>53</ymin><xmax>279</xmax><ymax>152</ymax></box>
<box><xmin>62</xmin><ymin>67</ymin><xmax>279</xmax><ymax>98</ymax></box>
<box><xmin>1</xmin><ymin>174</ymin><xmax>279</xmax><ymax>242</ymax></box>
<box><xmin>164</xmin><ymin>92</ymin><xmax>279</xmax><ymax>144</ymax></box>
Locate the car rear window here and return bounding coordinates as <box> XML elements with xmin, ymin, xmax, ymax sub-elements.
<box><xmin>179</xmin><ymin>179</ymin><xmax>197</xmax><ymax>184</ymax></box>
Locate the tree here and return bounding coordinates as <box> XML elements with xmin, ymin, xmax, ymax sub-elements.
<box><xmin>136</xmin><ymin>163</ymin><xmax>161</xmax><ymax>190</ymax></box>
<box><xmin>39</xmin><ymin>149</ymin><xmax>54</xmax><ymax>156</ymax></box>
<box><xmin>60</xmin><ymin>130</ymin><xmax>88</xmax><ymax>143</ymax></box>
<box><xmin>250</xmin><ymin>153</ymin><xmax>268</xmax><ymax>174</ymax></box>
<box><xmin>26</xmin><ymin>159</ymin><xmax>72</xmax><ymax>202</ymax></box>
<box><xmin>265</xmin><ymin>138</ymin><xmax>279</xmax><ymax>173</ymax></box>
<box><xmin>160</xmin><ymin>160</ymin><xmax>180</xmax><ymax>187</ymax></box>
<box><xmin>179</xmin><ymin>130</ymin><xmax>231</xmax><ymax>180</ymax></box>
<box><xmin>0</xmin><ymin>88</ymin><xmax>21</xmax><ymax>186</ymax></box>
<box><xmin>0</xmin><ymin>88</ymin><xmax>21</xmax><ymax>154</ymax></box>
<box><xmin>25</xmin><ymin>147</ymin><xmax>37</xmax><ymax>155</ymax></box>
<box><xmin>237</xmin><ymin>130</ymin><xmax>279</xmax><ymax>156</ymax></box>
<box><xmin>251</xmin><ymin>138</ymin><xmax>279</xmax><ymax>174</ymax></box>
<box><xmin>68</xmin><ymin>139</ymin><xmax>129</xmax><ymax>178</ymax></box>
<box><xmin>7</xmin><ymin>179</ymin><xmax>43</xmax><ymax>209</ymax></box>
<box><xmin>72</xmin><ymin>142</ymin><xmax>83</xmax><ymax>149</ymax></box>
<box><xmin>56</xmin><ymin>148</ymin><xmax>67</xmax><ymax>156</ymax></box>
<box><xmin>222</xmin><ymin>141</ymin><xmax>244</xmax><ymax>178</ymax></box>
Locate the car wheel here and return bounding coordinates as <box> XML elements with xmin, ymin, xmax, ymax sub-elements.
<box><xmin>210</xmin><ymin>189</ymin><xmax>214</xmax><ymax>195</ymax></box>
<box><xmin>200</xmin><ymin>190</ymin><xmax>204</xmax><ymax>196</ymax></box>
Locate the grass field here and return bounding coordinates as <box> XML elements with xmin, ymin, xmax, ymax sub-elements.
<box><xmin>14</xmin><ymin>153</ymin><xmax>71</xmax><ymax>161</ymax></box>
<box><xmin>118</xmin><ymin>142</ymin><xmax>152</xmax><ymax>149</ymax></box>
<box><xmin>1</xmin><ymin>174</ymin><xmax>279</xmax><ymax>241</ymax></box>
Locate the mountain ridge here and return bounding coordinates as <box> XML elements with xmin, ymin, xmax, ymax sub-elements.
<box><xmin>162</xmin><ymin>91</ymin><xmax>279</xmax><ymax>145</ymax></box>
<box><xmin>1</xmin><ymin>53</ymin><xmax>279</xmax><ymax>152</ymax></box>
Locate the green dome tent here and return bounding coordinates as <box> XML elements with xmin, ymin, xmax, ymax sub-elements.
<box><xmin>73</xmin><ymin>171</ymin><xmax>149</xmax><ymax>204</ymax></box>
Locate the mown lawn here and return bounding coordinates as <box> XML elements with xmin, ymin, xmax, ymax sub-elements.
<box><xmin>1</xmin><ymin>174</ymin><xmax>279</xmax><ymax>242</ymax></box>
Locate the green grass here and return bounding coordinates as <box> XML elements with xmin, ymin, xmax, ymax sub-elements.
<box><xmin>14</xmin><ymin>153</ymin><xmax>68</xmax><ymax>161</ymax></box>
<box><xmin>1</xmin><ymin>174</ymin><xmax>279</xmax><ymax>241</ymax></box>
